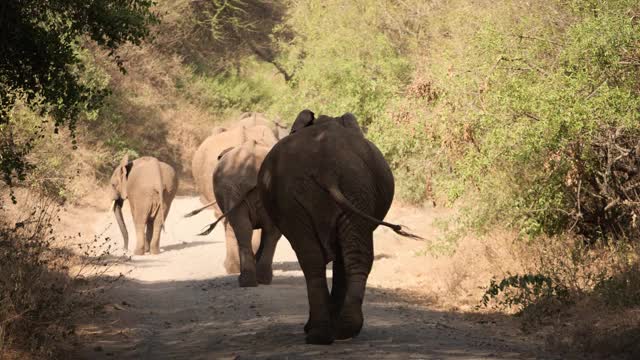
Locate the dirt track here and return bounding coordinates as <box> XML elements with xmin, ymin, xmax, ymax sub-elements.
<box><xmin>72</xmin><ymin>196</ymin><xmax>554</xmax><ymax>359</ymax></box>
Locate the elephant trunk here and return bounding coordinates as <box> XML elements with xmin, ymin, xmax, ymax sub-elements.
<box><xmin>112</xmin><ymin>198</ymin><xmax>128</xmax><ymax>250</ymax></box>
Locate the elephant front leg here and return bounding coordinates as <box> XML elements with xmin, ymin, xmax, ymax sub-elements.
<box><xmin>228</xmin><ymin>212</ymin><xmax>258</xmax><ymax>287</ymax></box>
<box><xmin>223</xmin><ymin>220</ymin><xmax>241</xmax><ymax>274</ymax></box>
<box><xmin>255</xmin><ymin>226</ymin><xmax>281</xmax><ymax>285</ymax></box>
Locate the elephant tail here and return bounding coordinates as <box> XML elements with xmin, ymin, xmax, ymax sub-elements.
<box><xmin>318</xmin><ymin>179</ymin><xmax>424</xmax><ymax>240</ymax></box>
<box><xmin>184</xmin><ymin>200</ymin><xmax>217</xmax><ymax>218</ymax></box>
<box><xmin>197</xmin><ymin>190</ymin><xmax>250</xmax><ymax>236</ymax></box>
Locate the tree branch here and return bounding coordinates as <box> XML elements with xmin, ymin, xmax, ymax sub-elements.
<box><xmin>248</xmin><ymin>42</ymin><xmax>293</xmax><ymax>82</ymax></box>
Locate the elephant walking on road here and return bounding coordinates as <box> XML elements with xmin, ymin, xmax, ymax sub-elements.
<box><xmin>199</xmin><ymin>140</ymin><xmax>282</xmax><ymax>287</ymax></box>
<box><xmin>189</xmin><ymin>124</ymin><xmax>278</xmax><ymax>274</ymax></box>
<box><xmin>256</xmin><ymin>110</ymin><xmax>421</xmax><ymax>344</ymax></box>
<box><xmin>237</xmin><ymin>112</ymin><xmax>288</xmax><ymax>140</ymax></box>
<box><xmin>110</xmin><ymin>155</ymin><xmax>178</xmax><ymax>255</ymax></box>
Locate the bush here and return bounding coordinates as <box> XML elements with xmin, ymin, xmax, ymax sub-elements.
<box><xmin>387</xmin><ymin>0</ymin><xmax>640</xmax><ymax>241</ymax></box>
<box><xmin>0</xmin><ymin>193</ymin><xmax>116</xmax><ymax>357</ymax></box>
<box><xmin>0</xmin><ymin>198</ymin><xmax>75</xmax><ymax>357</ymax></box>
<box><xmin>267</xmin><ymin>0</ymin><xmax>412</xmax><ymax>127</ymax></box>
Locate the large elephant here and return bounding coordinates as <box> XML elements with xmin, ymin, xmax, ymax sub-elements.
<box><xmin>110</xmin><ymin>155</ymin><xmax>178</xmax><ymax>255</ymax></box>
<box><xmin>237</xmin><ymin>112</ymin><xmax>288</xmax><ymax>139</ymax></box>
<box><xmin>256</xmin><ymin>110</ymin><xmax>420</xmax><ymax>344</ymax></box>
<box><xmin>189</xmin><ymin>124</ymin><xmax>278</xmax><ymax>273</ymax></box>
<box><xmin>191</xmin><ymin>124</ymin><xmax>278</xmax><ymax>207</ymax></box>
<box><xmin>199</xmin><ymin>140</ymin><xmax>282</xmax><ymax>286</ymax></box>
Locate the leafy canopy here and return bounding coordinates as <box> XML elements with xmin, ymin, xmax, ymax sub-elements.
<box><xmin>0</xmin><ymin>0</ymin><xmax>158</xmax><ymax>186</ymax></box>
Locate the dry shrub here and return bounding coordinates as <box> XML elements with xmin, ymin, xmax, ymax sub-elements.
<box><xmin>0</xmin><ymin>192</ymin><xmax>116</xmax><ymax>358</ymax></box>
<box><xmin>470</xmin><ymin>232</ymin><xmax>640</xmax><ymax>358</ymax></box>
<box><xmin>0</xmin><ymin>196</ymin><xmax>76</xmax><ymax>357</ymax></box>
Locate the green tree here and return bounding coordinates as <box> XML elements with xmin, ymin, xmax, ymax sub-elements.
<box><xmin>0</xmin><ymin>0</ymin><xmax>158</xmax><ymax>188</ymax></box>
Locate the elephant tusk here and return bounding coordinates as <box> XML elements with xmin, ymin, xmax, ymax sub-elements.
<box><xmin>110</xmin><ymin>200</ymin><xmax>116</xmax><ymax>212</ymax></box>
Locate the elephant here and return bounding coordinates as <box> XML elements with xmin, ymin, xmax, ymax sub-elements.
<box><xmin>191</xmin><ymin>124</ymin><xmax>278</xmax><ymax>207</ymax></box>
<box><xmin>188</xmin><ymin>124</ymin><xmax>278</xmax><ymax>273</ymax></box>
<box><xmin>199</xmin><ymin>140</ymin><xmax>282</xmax><ymax>287</ymax></box>
<box><xmin>256</xmin><ymin>110</ymin><xmax>421</xmax><ymax>344</ymax></box>
<box><xmin>110</xmin><ymin>155</ymin><xmax>178</xmax><ymax>255</ymax></box>
<box><xmin>237</xmin><ymin>112</ymin><xmax>289</xmax><ymax>139</ymax></box>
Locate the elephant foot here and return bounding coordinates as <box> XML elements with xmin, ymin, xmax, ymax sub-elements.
<box><xmin>238</xmin><ymin>272</ymin><xmax>258</xmax><ymax>287</ymax></box>
<box><xmin>133</xmin><ymin>248</ymin><xmax>145</xmax><ymax>256</ymax></box>
<box><xmin>304</xmin><ymin>318</ymin><xmax>311</xmax><ymax>334</ymax></box>
<box><xmin>224</xmin><ymin>260</ymin><xmax>241</xmax><ymax>274</ymax></box>
<box><xmin>256</xmin><ymin>265</ymin><xmax>273</xmax><ymax>285</ymax></box>
<box><xmin>305</xmin><ymin>322</ymin><xmax>334</xmax><ymax>345</ymax></box>
<box><xmin>334</xmin><ymin>306</ymin><xmax>363</xmax><ymax>340</ymax></box>
<box><xmin>149</xmin><ymin>247</ymin><xmax>160</xmax><ymax>255</ymax></box>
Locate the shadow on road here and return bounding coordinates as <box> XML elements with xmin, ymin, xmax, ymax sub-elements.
<box><xmin>73</xmin><ymin>274</ymin><xmax>555</xmax><ymax>360</ymax></box>
<box><xmin>161</xmin><ymin>240</ymin><xmax>217</xmax><ymax>252</ymax></box>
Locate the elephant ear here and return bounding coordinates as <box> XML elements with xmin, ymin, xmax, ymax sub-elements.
<box><xmin>290</xmin><ymin>109</ymin><xmax>315</xmax><ymax>134</ymax></box>
<box><xmin>340</xmin><ymin>113</ymin><xmax>363</xmax><ymax>134</ymax></box>
<box><xmin>118</xmin><ymin>154</ymin><xmax>133</xmax><ymax>199</ymax></box>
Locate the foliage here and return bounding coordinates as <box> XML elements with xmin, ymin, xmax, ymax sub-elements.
<box><xmin>481</xmin><ymin>273</ymin><xmax>570</xmax><ymax>312</ymax></box>
<box><xmin>155</xmin><ymin>0</ymin><xmax>289</xmax><ymax>75</ymax></box>
<box><xmin>264</xmin><ymin>0</ymin><xmax>412</xmax><ymax>128</ymax></box>
<box><xmin>380</xmin><ymin>0</ymin><xmax>640</xmax><ymax>241</ymax></box>
<box><xmin>0</xmin><ymin>194</ymin><xmax>119</xmax><ymax>357</ymax></box>
<box><xmin>0</xmin><ymin>0</ymin><xmax>158</xmax><ymax>188</ymax></box>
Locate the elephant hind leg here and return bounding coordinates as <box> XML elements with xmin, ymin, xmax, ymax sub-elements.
<box><xmin>227</xmin><ymin>208</ymin><xmax>258</xmax><ymax>287</ymax></box>
<box><xmin>145</xmin><ymin>221</ymin><xmax>153</xmax><ymax>253</ymax></box>
<box><xmin>256</xmin><ymin>225</ymin><xmax>281</xmax><ymax>285</ymax></box>
<box><xmin>149</xmin><ymin>214</ymin><xmax>162</xmax><ymax>255</ymax></box>
<box><xmin>223</xmin><ymin>220</ymin><xmax>241</xmax><ymax>274</ymax></box>
<box><xmin>285</xmin><ymin>213</ymin><xmax>334</xmax><ymax>344</ymax></box>
<box><xmin>333</xmin><ymin>221</ymin><xmax>373</xmax><ymax>340</ymax></box>
<box><xmin>330</xmin><ymin>247</ymin><xmax>347</xmax><ymax>320</ymax></box>
<box><xmin>133</xmin><ymin>217</ymin><xmax>147</xmax><ymax>256</ymax></box>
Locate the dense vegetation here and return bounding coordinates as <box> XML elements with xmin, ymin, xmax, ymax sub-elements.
<box><xmin>1</xmin><ymin>0</ymin><xmax>640</xmax><ymax>357</ymax></box>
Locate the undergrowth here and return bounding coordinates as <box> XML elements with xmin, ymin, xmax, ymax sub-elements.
<box><xmin>0</xmin><ymin>194</ymin><xmax>119</xmax><ymax>358</ymax></box>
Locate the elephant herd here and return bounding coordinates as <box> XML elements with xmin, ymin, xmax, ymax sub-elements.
<box><xmin>108</xmin><ymin>110</ymin><xmax>420</xmax><ymax>344</ymax></box>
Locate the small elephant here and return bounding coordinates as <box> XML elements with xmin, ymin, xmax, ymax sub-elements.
<box><xmin>189</xmin><ymin>124</ymin><xmax>278</xmax><ymax>273</ymax></box>
<box><xmin>200</xmin><ymin>140</ymin><xmax>282</xmax><ymax>287</ymax></box>
<box><xmin>110</xmin><ymin>155</ymin><xmax>178</xmax><ymax>255</ymax></box>
<box><xmin>257</xmin><ymin>110</ymin><xmax>420</xmax><ymax>344</ymax></box>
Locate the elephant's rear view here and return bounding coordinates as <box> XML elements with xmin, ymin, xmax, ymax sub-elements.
<box><xmin>257</xmin><ymin>110</ymin><xmax>420</xmax><ymax>345</ymax></box>
<box><xmin>110</xmin><ymin>155</ymin><xmax>178</xmax><ymax>255</ymax></box>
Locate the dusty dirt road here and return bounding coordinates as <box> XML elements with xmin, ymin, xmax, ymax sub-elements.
<box><xmin>72</xmin><ymin>196</ymin><xmax>553</xmax><ymax>359</ymax></box>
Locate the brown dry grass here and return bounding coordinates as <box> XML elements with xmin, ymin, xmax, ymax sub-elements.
<box><xmin>375</xmin><ymin>202</ymin><xmax>640</xmax><ymax>358</ymax></box>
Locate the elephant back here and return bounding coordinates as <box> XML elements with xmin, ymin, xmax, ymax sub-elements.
<box><xmin>235</xmin><ymin>112</ymin><xmax>281</xmax><ymax>140</ymax></box>
<box><xmin>213</xmin><ymin>140</ymin><xmax>267</xmax><ymax>212</ymax></box>
<box><xmin>193</xmin><ymin>125</ymin><xmax>277</xmax><ymax>205</ymax></box>
<box><xmin>262</xmin><ymin>119</ymin><xmax>394</xmax><ymax>222</ymax></box>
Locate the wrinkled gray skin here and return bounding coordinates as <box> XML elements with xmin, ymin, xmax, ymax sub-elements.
<box><xmin>257</xmin><ymin>110</ymin><xmax>412</xmax><ymax>345</ymax></box>
<box><xmin>110</xmin><ymin>155</ymin><xmax>178</xmax><ymax>255</ymax></box>
<box><xmin>190</xmin><ymin>124</ymin><xmax>278</xmax><ymax>273</ymax></box>
<box><xmin>213</xmin><ymin>140</ymin><xmax>282</xmax><ymax>286</ymax></box>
